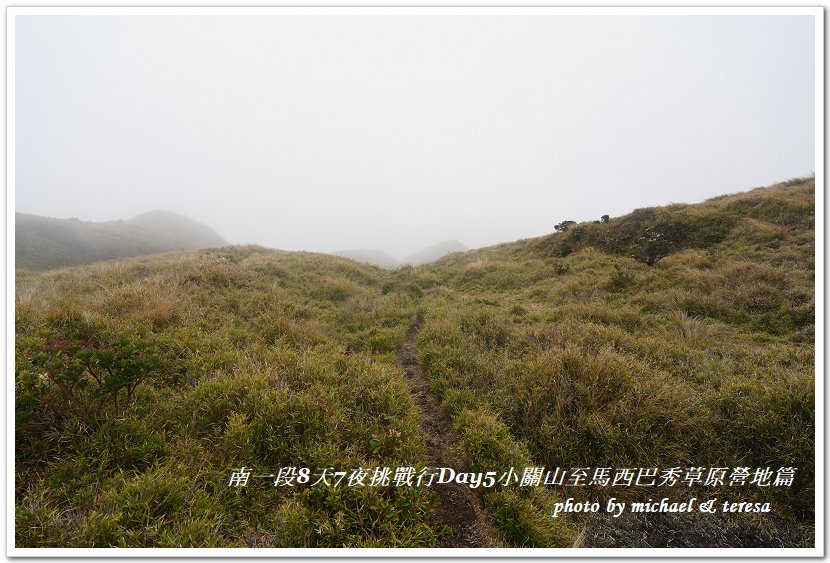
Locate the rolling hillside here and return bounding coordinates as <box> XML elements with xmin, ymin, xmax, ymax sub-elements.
<box><xmin>15</xmin><ymin>210</ymin><xmax>228</xmax><ymax>272</ymax></box>
<box><xmin>413</xmin><ymin>177</ymin><xmax>814</xmax><ymax>546</ymax></box>
<box><xmin>14</xmin><ymin>178</ymin><xmax>815</xmax><ymax>548</ymax></box>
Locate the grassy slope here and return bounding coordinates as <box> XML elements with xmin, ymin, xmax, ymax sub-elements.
<box><xmin>14</xmin><ymin>178</ymin><xmax>815</xmax><ymax>547</ymax></box>
<box><xmin>415</xmin><ymin>178</ymin><xmax>814</xmax><ymax>543</ymax></box>
<box><xmin>16</xmin><ymin>247</ymin><xmax>442</xmax><ymax>547</ymax></box>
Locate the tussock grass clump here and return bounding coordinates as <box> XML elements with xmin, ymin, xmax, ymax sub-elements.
<box><xmin>667</xmin><ymin>310</ymin><xmax>722</xmax><ymax>347</ymax></box>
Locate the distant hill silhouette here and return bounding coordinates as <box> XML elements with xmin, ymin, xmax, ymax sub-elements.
<box><xmin>402</xmin><ymin>240</ymin><xmax>468</xmax><ymax>266</ymax></box>
<box><xmin>333</xmin><ymin>240</ymin><xmax>469</xmax><ymax>268</ymax></box>
<box><xmin>333</xmin><ymin>249</ymin><xmax>400</xmax><ymax>269</ymax></box>
<box><xmin>16</xmin><ymin>210</ymin><xmax>227</xmax><ymax>271</ymax></box>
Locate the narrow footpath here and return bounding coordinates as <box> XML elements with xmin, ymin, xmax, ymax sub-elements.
<box><xmin>397</xmin><ymin>315</ymin><xmax>500</xmax><ymax>548</ymax></box>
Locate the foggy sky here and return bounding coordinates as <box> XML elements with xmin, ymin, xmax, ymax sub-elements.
<box><xmin>15</xmin><ymin>13</ymin><xmax>816</xmax><ymax>260</ymax></box>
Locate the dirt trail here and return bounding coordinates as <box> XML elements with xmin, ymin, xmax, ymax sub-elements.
<box><xmin>397</xmin><ymin>315</ymin><xmax>500</xmax><ymax>548</ymax></box>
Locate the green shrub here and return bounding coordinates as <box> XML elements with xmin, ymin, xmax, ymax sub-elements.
<box><xmin>23</xmin><ymin>337</ymin><xmax>164</xmax><ymax>422</ymax></box>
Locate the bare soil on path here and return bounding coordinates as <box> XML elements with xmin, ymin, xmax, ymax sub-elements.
<box><xmin>397</xmin><ymin>316</ymin><xmax>500</xmax><ymax>548</ymax></box>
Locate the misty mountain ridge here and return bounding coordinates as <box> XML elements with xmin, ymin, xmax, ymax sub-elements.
<box><xmin>402</xmin><ymin>240</ymin><xmax>468</xmax><ymax>266</ymax></box>
<box><xmin>16</xmin><ymin>207</ymin><xmax>469</xmax><ymax>272</ymax></box>
<box><xmin>335</xmin><ymin>240</ymin><xmax>469</xmax><ymax>268</ymax></box>
<box><xmin>332</xmin><ymin>249</ymin><xmax>400</xmax><ymax>269</ymax></box>
<box><xmin>16</xmin><ymin>210</ymin><xmax>227</xmax><ymax>272</ymax></box>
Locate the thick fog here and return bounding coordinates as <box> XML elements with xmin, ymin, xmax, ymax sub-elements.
<box><xmin>15</xmin><ymin>13</ymin><xmax>815</xmax><ymax>260</ymax></box>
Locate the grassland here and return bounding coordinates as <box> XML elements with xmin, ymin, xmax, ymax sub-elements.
<box><xmin>14</xmin><ymin>178</ymin><xmax>815</xmax><ymax>547</ymax></box>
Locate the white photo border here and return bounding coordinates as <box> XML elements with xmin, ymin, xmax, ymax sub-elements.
<box><xmin>5</xmin><ymin>5</ymin><xmax>824</xmax><ymax>559</ymax></box>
